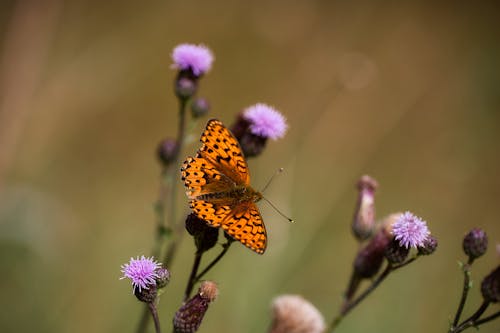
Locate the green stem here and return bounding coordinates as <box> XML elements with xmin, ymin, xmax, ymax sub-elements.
<box><xmin>452</xmin><ymin>262</ymin><xmax>472</xmax><ymax>328</ymax></box>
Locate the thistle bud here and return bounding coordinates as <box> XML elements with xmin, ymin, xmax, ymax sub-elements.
<box><xmin>191</xmin><ymin>98</ymin><xmax>210</xmax><ymax>118</ymax></box>
<box><xmin>173</xmin><ymin>281</ymin><xmax>218</xmax><ymax>333</ymax></box>
<box><xmin>175</xmin><ymin>76</ymin><xmax>197</xmax><ymax>100</ymax></box>
<box><xmin>354</xmin><ymin>228</ymin><xmax>392</xmax><ymax>278</ymax></box>
<box><xmin>134</xmin><ymin>285</ymin><xmax>158</xmax><ymax>303</ymax></box>
<box><xmin>351</xmin><ymin>175</ymin><xmax>378</xmax><ymax>241</ymax></box>
<box><xmin>269</xmin><ymin>295</ymin><xmax>325</xmax><ymax>333</ymax></box>
<box><xmin>156</xmin><ymin>268</ymin><xmax>171</xmax><ymax>288</ymax></box>
<box><xmin>418</xmin><ymin>235</ymin><xmax>438</xmax><ymax>256</ymax></box>
<box><xmin>463</xmin><ymin>228</ymin><xmax>488</xmax><ymax>261</ymax></box>
<box><xmin>185</xmin><ymin>213</ymin><xmax>219</xmax><ymax>253</ymax></box>
<box><xmin>385</xmin><ymin>238</ymin><xmax>409</xmax><ymax>264</ymax></box>
<box><xmin>481</xmin><ymin>266</ymin><xmax>500</xmax><ymax>303</ymax></box>
<box><xmin>157</xmin><ymin>138</ymin><xmax>178</xmax><ymax>166</ymax></box>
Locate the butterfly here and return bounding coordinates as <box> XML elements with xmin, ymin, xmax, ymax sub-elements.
<box><xmin>181</xmin><ymin>119</ymin><xmax>267</xmax><ymax>254</ymax></box>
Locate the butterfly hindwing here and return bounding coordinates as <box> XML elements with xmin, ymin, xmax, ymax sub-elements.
<box><xmin>189</xmin><ymin>200</ymin><xmax>232</xmax><ymax>228</ymax></box>
<box><xmin>181</xmin><ymin>157</ymin><xmax>235</xmax><ymax>199</ymax></box>
<box><xmin>221</xmin><ymin>202</ymin><xmax>267</xmax><ymax>254</ymax></box>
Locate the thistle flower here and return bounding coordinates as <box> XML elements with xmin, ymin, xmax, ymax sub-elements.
<box><xmin>352</xmin><ymin>175</ymin><xmax>378</xmax><ymax>241</ymax></box>
<box><xmin>243</xmin><ymin>103</ymin><xmax>288</xmax><ymax>140</ymax></box>
<box><xmin>392</xmin><ymin>211</ymin><xmax>430</xmax><ymax>249</ymax></box>
<box><xmin>463</xmin><ymin>228</ymin><xmax>488</xmax><ymax>261</ymax></box>
<box><xmin>269</xmin><ymin>295</ymin><xmax>325</xmax><ymax>333</ymax></box>
<box><xmin>171</xmin><ymin>43</ymin><xmax>214</xmax><ymax>77</ymax></box>
<box><xmin>121</xmin><ymin>256</ymin><xmax>161</xmax><ymax>293</ymax></box>
<box><xmin>173</xmin><ymin>281</ymin><xmax>219</xmax><ymax>333</ymax></box>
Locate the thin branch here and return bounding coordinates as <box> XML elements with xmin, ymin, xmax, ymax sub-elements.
<box><xmin>195</xmin><ymin>241</ymin><xmax>233</xmax><ymax>281</ymax></box>
<box><xmin>184</xmin><ymin>250</ymin><xmax>203</xmax><ymax>301</ymax></box>
<box><xmin>452</xmin><ymin>262</ymin><xmax>472</xmax><ymax>327</ymax></box>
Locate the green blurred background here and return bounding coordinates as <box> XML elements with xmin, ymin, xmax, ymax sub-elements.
<box><xmin>1</xmin><ymin>1</ymin><xmax>499</xmax><ymax>332</ymax></box>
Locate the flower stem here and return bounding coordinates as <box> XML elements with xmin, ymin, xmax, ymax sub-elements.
<box><xmin>184</xmin><ymin>250</ymin><xmax>203</xmax><ymax>301</ymax></box>
<box><xmin>452</xmin><ymin>300</ymin><xmax>490</xmax><ymax>333</ymax></box>
<box><xmin>148</xmin><ymin>302</ymin><xmax>162</xmax><ymax>333</ymax></box>
<box><xmin>195</xmin><ymin>240</ymin><xmax>233</xmax><ymax>281</ymax></box>
<box><xmin>452</xmin><ymin>262</ymin><xmax>472</xmax><ymax>328</ymax></box>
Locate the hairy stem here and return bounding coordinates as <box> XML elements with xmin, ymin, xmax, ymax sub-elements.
<box><xmin>148</xmin><ymin>302</ymin><xmax>162</xmax><ymax>333</ymax></box>
<box><xmin>453</xmin><ymin>300</ymin><xmax>490</xmax><ymax>333</ymax></box>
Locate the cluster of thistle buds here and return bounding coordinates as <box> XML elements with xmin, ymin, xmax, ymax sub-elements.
<box><xmin>343</xmin><ymin>175</ymin><xmax>437</xmax><ymax>314</ymax></box>
<box><xmin>448</xmin><ymin>228</ymin><xmax>500</xmax><ymax>333</ymax></box>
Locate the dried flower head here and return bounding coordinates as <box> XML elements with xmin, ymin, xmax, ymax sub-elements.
<box><xmin>121</xmin><ymin>256</ymin><xmax>161</xmax><ymax>293</ymax></box>
<box><xmin>270</xmin><ymin>295</ymin><xmax>325</xmax><ymax>333</ymax></box>
<box><xmin>463</xmin><ymin>228</ymin><xmax>488</xmax><ymax>261</ymax></box>
<box><xmin>243</xmin><ymin>103</ymin><xmax>288</xmax><ymax>140</ymax></box>
<box><xmin>392</xmin><ymin>211</ymin><xmax>430</xmax><ymax>249</ymax></box>
<box><xmin>171</xmin><ymin>43</ymin><xmax>214</xmax><ymax>76</ymax></box>
<box><xmin>173</xmin><ymin>281</ymin><xmax>219</xmax><ymax>333</ymax></box>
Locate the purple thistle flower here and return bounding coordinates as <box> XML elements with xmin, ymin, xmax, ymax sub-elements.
<box><xmin>120</xmin><ymin>256</ymin><xmax>160</xmax><ymax>292</ymax></box>
<box><xmin>171</xmin><ymin>43</ymin><xmax>214</xmax><ymax>76</ymax></box>
<box><xmin>392</xmin><ymin>211</ymin><xmax>430</xmax><ymax>249</ymax></box>
<box><xmin>243</xmin><ymin>103</ymin><xmax>288</xmax><ymax>140</ymax></box>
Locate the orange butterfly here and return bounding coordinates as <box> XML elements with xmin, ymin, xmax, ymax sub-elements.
<box><xmin>181</xmin><ymin>119</ymin><xmax>267</xmax><ymax>254</ymax></box>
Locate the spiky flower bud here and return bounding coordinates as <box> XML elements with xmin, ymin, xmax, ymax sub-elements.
<box><xmin>157</xmin><ymin>138</ymin><xmax>178</xmax><ymax>166</ymax></box>
<box><xmin>351</xmin><ymin>175</ymin><xmax>378</xmax><ymax>241</ymax></box>
<box><xmin>354</xmin><ymin>228</ymin><xmax>392</xmax><ymax>278</ymax></box>
<box><xmin>481</xmin><ymin>266</ymin><xmax>500</xmax><ymax>303</ymax></box>
<box><xmin>185</xmin><ymin>213</ymin><xmax>219</xmax><ymax>252</ymax></box>
<box><xmin>173</xmin><ymin>281</ymin><xmax>218</xmax><ymax>333</ymax></box>
<box><xmin>156</xmin><ymin>268</ymin><xmax>171</xmax><ymax>288</ymax></box>
<box><xmin>269</xmin><ymin>295</ymin><xmax>325</xmax><ymax>333</ymax></box>
<box><xmin>463</xmin><ymin>228</ymin><xmax>488</xmax><ymax>261</ymax></box>
<box><xmin>418</xmin><ymin>235</ymin><xmax>438</xmax><ymax>256</ymax></box>
<box><xmin>191</xmin><ymin>98</ymin><xmax>210</xmax><ymax>118</ymax></box>
<box><xmin>385</xmin><ymin>238</ymin><xmax>409</xmax><ymax>264</ymax></box>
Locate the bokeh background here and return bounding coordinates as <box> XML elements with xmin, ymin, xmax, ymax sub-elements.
<box><xmin>1</xmin><ymin>1</ymin><xmax>499</xmax><ymax>332</ymax></box>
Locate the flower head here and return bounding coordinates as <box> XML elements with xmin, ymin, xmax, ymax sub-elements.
<box><xmin>463</xmin><ymin>228</ymin><xmax>488</xmax><ymax>261</ymax></box>
<box><xmin>243</xmin><ymin>103</ymin><xmax>288</xmax><ymax>140</ymax></box>
<box><xmin>270</xmin><ymin>295</ymin><xmax>325</xmax><ymax>333</ymax></box>
<box><xmin>121</xmin><ymin>256</ymin><xmax>161</xmax><ymax>292</ymax></box>
<box><xmin>392</xmin><ymin>211</ymin><xmax>430</xmax><ymax>249</ymax></box>
<box><xmin>171</xmin><ymin>43</ymin><xmax>214</xmax><ymax>76</ymax></box>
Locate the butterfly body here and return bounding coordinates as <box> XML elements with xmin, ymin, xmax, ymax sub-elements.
<box><xmin>181</xmin><ymin>119</ymin><xmax>267</xmax><ymax>254</ymax></box>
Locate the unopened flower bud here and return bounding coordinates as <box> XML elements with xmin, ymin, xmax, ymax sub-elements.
<box><xmin>175</xmin><ymin>76</ymin><xmax>197</xmax><ymax>100</ymax></box>
<box><xmin>185</xmin><ymin>214</ymin><xmax>219</xmax><ymax>252</ymax></box>
<box><xmin>156</xmin><ymin>268</ymin><xmax>171</xmax><ymax>288</ymax></box>
<box><xmin>191</xmin><ymin>98</ymin><xmax>210</xmax><ymax>118</ymax></box>
<box><xmin>173</xmin><ymin>281</ymin><xmax>218</xmax><ymax>333</ymax></box>
<box><xmin>418</xmin><ymin>235</ymin><xmax>438</xmax><ymax>256</ymax></box>
<box><xmin>352</xmin><ymin>175</ymin><xmax>378</xmax><ymax>241</ymax></box>
<box><xmin>134</xmin><ymin>285</ymin><xmax>158</xmax><ymax>303</ymax></box>
<box><xmin>157</xmin><ymin>138</ymin><xmax>178</xmax><ymax>166</ymax></box>
<box><xmin>385</xmin><ymin>239</ymin><xmax>409</xmax><ymax>264</ymax></box>
<box><xmin>463</xmin><ymin>228</ymin><xmax>488</xmax><ymax>261</ymax></box>
<box><xmin>354</xmin><ymin>228</ymin><xmax>392</xmax><ymax>278</ymax></box>
<box><xmin>481</xmin><ymin>265</ymin><xmax>500</xmax><ymax>303</ymax></box>
<box><xmin>269</xmin><ymin>295</ymin><xmax>325</xmax><ymax>333</ymax></box>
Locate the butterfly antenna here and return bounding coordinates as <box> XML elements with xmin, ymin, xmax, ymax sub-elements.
<box><xmin>261</xmin><ymin>196</ymin><xmax>294</xmax><ymax>223</ymax></box>
<box><xmin>261</xmin><ymin>167</ymin><xmax>284</xmax><ymax>194</ymax></box>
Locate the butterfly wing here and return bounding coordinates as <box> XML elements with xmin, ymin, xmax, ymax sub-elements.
<box><xmin>197</xmin><ymin>119</ymin><xmax>250</xmax><ymax>186</ymax></box>
<box><xmin>181</xmin><ymin>156</ymin><xmax>236</xmax><ymax>199</ymax></box>
<box><xmin>221</xmin><ymin>202</ymin><xmax>267</xmax><ymax>254</ymax></box>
